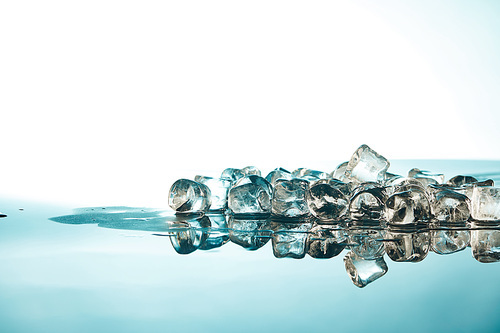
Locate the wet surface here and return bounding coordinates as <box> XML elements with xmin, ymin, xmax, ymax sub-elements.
<box><xmin>1</xmin><ymin>160</ymin><xmax>500</xmax><ymax>332</ymax></box>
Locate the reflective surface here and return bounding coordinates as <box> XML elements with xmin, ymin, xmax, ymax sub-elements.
<box><xmin>1</xmin><ymin>160</ymin><xmax>500</xmax><ymax>333</ymax></box>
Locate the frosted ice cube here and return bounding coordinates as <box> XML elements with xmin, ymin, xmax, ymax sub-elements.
<box><xmin>271</xmin><ymin>178</ymin><xmax>310</xmax><ymax>218</ymax></box>
<box><xmin>228</xmin><ymin>216</ymin><xmax>271</xmax><ymax>250</ymax></box>
<box><xmin>345</xmin><ymin>145</ymin><xmax>390</xmax><ymax>183</ymax></box>
<box><xmin>194</xmin><ymin>175</ymin><xmax>231</xmax><ymax>211</ymax></box>
<box><xmin>471</xmin><ymin>225</ymin><xmax>500</xmax><ymax>263</ymax></box>
<box><xmin>271</xmin><ymin>221</ymin><xmax>312</xmax><ymax>259</ymax></box>
<box><xmin>384</xmin><ymin>188</ymin><xmax>431</xmax><ymax>225</ymax></box>
<box><xmin>344</xmin><ymin>251</ymin><xmax>388</xmax><ymax>288</ymax></box>
<box><xmin>228</xmin><ymin>175</ymin><xmax>272</xmax><ymax>215</ymax></box>
<box><xmin>168</xmin><ymin>179</ymin><xmax>212</xmax><ymax>214</ymax></box>
<box><xmin>431</xmin><ymin>190</ymin><xmax>470</xmax><ymax>223</ymax></box>
<box><xmin>307</xmin><ymin>224</ymin><xmax>346</xmax><ymax>258</ymax></box>
<box><xmin>349</xmin><ymin>183</ymin><xmax>387</xmax><ymax>220</ymax></box>
<box><xmin>431</xmin><ymin>229</ymin><xmax>470</xmax><ymax>255</ymax></box>
<box><xmin>384</xmin><ymin>229</ymin><xmax>430</xmax><ymax>262</ymax></box>
<box><xmin>306</xmin><ymin>182</ymin><xmax>349</xmax><ymax>221</ymax></box>
<box><xmin>471</xmin><ymin>186</ymin><xmax>500</xmax><ymax>221</ymax></box>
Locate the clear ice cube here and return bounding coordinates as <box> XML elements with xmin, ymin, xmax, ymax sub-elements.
<box><xmin>408</xmin><ymin>168</ymin><xmax>445</xmax><ymax>186</ymax></box>
<box><xmin>265</xmin><ymin>167</ymin><xmax>293</xmax><ymax>186</ymax></box>
<box><xmin>447</xmin><ymin>175</ymin><xmax>478</xmax><ymax>186</ymax></box>
<box><xmin>194</xmin><ymin>175</ymin><xmax>231</xmax><ymax>211</ymax></box>
<box><xmin>385</xmin><ymin>177</ymin><xmax>426</xmax><ymax>197</ymax></box>
<box><xmin>344</xmin><ymin>251</ymin><xmax>388</xmax><ymax>288</ymax></box>
<box><xmin>431</xmin><ymin>229</ymin><xmax>470</xmax><ymax>255</ymax></box>
<box><xmin>306</xmin><ymin>182</ymin><xmax>349</xmax><ymax>221</ymax></box>
<box><xmin>331</xmin><ymin>161</ymin><xmax>348</xmax><ymax>182</ymax></box>
<box><xmin>292</xmin><ymin>168</ymin><xmax>331</xmax><ymax>181</ymax></box>
<box><xmin>241</xmin><ymin>166</ymin><xmax>261</xmax><ymax>177</ymax></box>
<box><xmin>168</xmin><ymin>179</ymin><xmax>212</xmax><ymax>213</ymax></box>
<box><xmin>384</xmin><ymin>229</ymin><xmax>430</xmax><ymax>262</ymax></box>
<box><xmin>471</xmin><ymin>225</ymin><xmax>500</xmax><ymax>263</ymax></box>
<box><xmin>228</xmin><ymin>175</ymin><xmax>272</xmax><ymax>215</ymax></box>
<box><xmin>306</xmin><ymin>224</ymin><xmax>347</xmax><ymax>258</ymax></box>
<box><xmin>271</xmin><ymin>178</ymin><xmax>310</xmax><ymax>218</ymax></box>
<box><xmin>471</xmin><ymin>186</ymin><xmax>500</xmax><ymax>221</ymax></box>
<box><xmin>271</xmin><ymin>221</ymin><xmax>312</xmax><ymax>259</ymax></box>
<box><xmin>431</xmin><ymin>190</ymin><xmax>470</xmax><ymax>223</ymax></box>
<box><xmin>221</xmin><ymin>168</ymin><xmax>246</xmax><ymax>183</ymax></box>
<box><xmin>349</xmin><ymin>183</ymin><xmax>387</xmax><ymax>220</ymax></box>
<box><xmin>345</xmin><ymin>145</ymin><xmax>390</xmax><ymax>183</ymax></box>
<box><xmin>384</xmin><ymin>188</ymin><xmax>431</xmax><ymax>225</ymax></box>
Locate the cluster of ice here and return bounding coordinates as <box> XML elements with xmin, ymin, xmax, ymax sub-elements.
<box><xmin>169</xmin><ymin>144</ymin><xmax>500</xmax><ymax>224</ymax></box>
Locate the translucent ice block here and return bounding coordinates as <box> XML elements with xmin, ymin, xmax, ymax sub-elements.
<box><xmin>345</xmin><ymin>145</ymin><xmax>390</xmax><ymax>183</ymax></box>
<box><xmin>344</xmin><ymin>251</ymin><xmax>388</xmax><ymax>288</ymax></box>
<box><xmin>168</xmin><ymin>179</ymin><xmax>212</xmax><ymax>214</ymax></box>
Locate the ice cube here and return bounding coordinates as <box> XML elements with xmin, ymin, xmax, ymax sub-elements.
<box><xmin>408</xmin><ymin>168</ymin><xmax>444</xmax><ymax>186</ymax></box>
<box><xmin>307</xmin><ymin>224</ymin><xmax>347</xmax><ymax>258</ymax></box>
<box><xmin>384</xmin><ymin>188</ymin><xmax>431</xmax><ymax>225</ymax></box>
<box><xmin>431</xmin><ymin>229</ymin><xmax>470</xmax><ymax>255</ymax></box>
<box><xmin>344</xmin><ymin>251</ymin><xmax>388</xmax><ymax>288</ymax></box>
<box><xmin>306</xmin><ymin>181</ymin><xmax>349</xmax><ymax>221</ymax></box>
<box><xmin>169</xmin><ymin>216</ymin><xmax>211</xmax><ymax>254</ymax></box>
<box><xmin>228</xmin><ymin>216</ymin><xmax>272</xmax><ymax>250</ymax></box>
<box><xmin>471</xmin><ymin>186</ymin><xmax>500</xmax><ymax>221</ymax></box>
<box><xmin>271</xmin><ymin>221</ymin><xmax>312</xmax><ymax>259</ymax></box>
<box><xmin>293</xmin><ymin>168</ymin><xmax>331</xmax><ymax>181</ymax></box>
<box><xmin>168</xmin><ymin>179</ymin><xmax>212</xmax><ymax>214</ymax></box>
<box><xmin>221</xmin><ymin>168</ymin><xmax>246</xmax><ymax>183</ymax></box>
<box><xmin>331</xmin><ymin>161</ymin><xmax>348</xmax><ymax>182</ymax></box>
<box><xmin>349</xmin><ymin>183</ymin><xmax>387</xmax><ymax>220</ymax></box>
<box><xmin>313</xmin><ymin>178</ymin><xmax>352</xmax><ymax>197</ymax></box>
<box><xmin>384</xmin><ymin>229</ymin><xmax>430</xmax><ymax>262</ymax></box>
<box><xmin>241</xmin><ymin>166</ymin><xmax>261</xmax><ymax>177</ymax></box>
<box><xmin>194</xmin><ymin>175</ymin><xmax>231</xmax><ymax>211</ymax></box>
<box><xmin>271</xmin><ymin>178</ymin><xmax>310</xmax><ymax>218</ymax></box>
<box><xmin>265</xmin><ymin>167</ymin><xmax>293</xmax><ymax>186</ymax></box>
<box><xmin>470</xmin><ymin>225</ymin><xmax>500</xmax><ymax>263</ymax></box>
<box><xmin>447</xmin><ymin>175</ymin><xmax>478</xmax><ymax>186</ymax></box>
<box><xmin>348</xmin><ymin>226</ymin><xmax>385</xmax><ymax>260</ymax></box>
<box><xmin>385</xmin><ymin>177</ymin><xmax>426</xmax><ymax>197</ymax></box>
<box><xmin>459</xmin><ymin>179</ymin><xmax>495</xmax><ymax>200</ymax></box>
<box><xmin>345</xmin><ymin>145</ymin><xmax>390</xmax><ymax>183</ymax></box>
<box><xmin>228</xmin><ymin>175</ymin><xmax>272</xmax><ymax>215</ymax></box>
<box><xmin>431</xmin><ymin>190</ymin><xmax>470</xmax><ymax>223</ymax></box>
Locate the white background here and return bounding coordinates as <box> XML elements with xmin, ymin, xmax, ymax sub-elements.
<box><xmin>1</xmin><ymin>1</ymin><xmax>499</xmax><ymax>206</ymax></box>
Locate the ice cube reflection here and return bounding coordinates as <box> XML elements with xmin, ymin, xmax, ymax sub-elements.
<box><xmin>51</xmin><ymin>208</ymin><xmax>500</xmax><ymax>288</ymax></box>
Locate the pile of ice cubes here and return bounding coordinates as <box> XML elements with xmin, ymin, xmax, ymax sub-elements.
<box><xmin>169</xmin><ymin>144</ymin><xmax>500</xmax><ymax>224</ymax></box>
